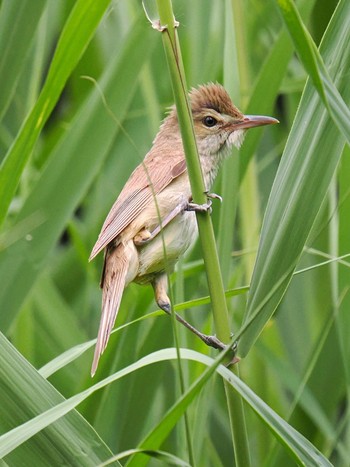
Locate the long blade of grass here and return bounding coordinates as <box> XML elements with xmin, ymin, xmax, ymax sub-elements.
<box><xmin>0</xmin><ymin>347</ymin><xmax>331</xmax><ymax>466</ymax></box>
<box><xmin>239</xmin><ymin>0</ymin><xmax>316</xmax><ymax>178</ymax></box>
<box><xmin>240</xmin><ymin>0</ymin><xmax>350</xmax><ymax>355</ymax></box>
<box><xmin>42</xmin><ymin>249</ymin><xmax>349</xmax><ymax>378</ymax></box>
<box><xmin>0</xmin><ymin>15</ymin><xmax>156</xmax><ymax>331</ymax></box>
<box><xmin>39</xmin><ymin>286</ymin><xmax>250</xmax><ymax>379</ymax></box>
<box><xmin>0</xmin><ymin>332</ymin><xmax>117</xmax><ymax>465</ymax></box>
<box><xmin>0</xmin><ymin>0</ymin><xmax>111</xmax><ymax>226</ymax></box>
<box><xmin>0</xmin><ymin>0</ymin><xmax>46</xmax><ymax>121</ymax></box>
<box><xmin>276</xmin><ymin>0</ymin><xmax>350</xmax><ymax>145</ymax></box>
<box><xmin>100</xmin><ymin>449</ymin><xmax>191</xmax><ymax>467</ymax></box>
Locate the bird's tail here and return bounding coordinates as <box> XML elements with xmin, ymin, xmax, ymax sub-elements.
<box><xmin>91</xmin><ymin>242</ymin><xmax>132</xmax><ymax>376</ymax></box>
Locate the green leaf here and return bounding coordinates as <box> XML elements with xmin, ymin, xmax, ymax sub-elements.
<box><xmin>0</xmin><ymin>15</ymin><xmax>156</xmax><ymax>331</ymax></box>
<box><xmin>0</xmin><ymin>348</ymin><xmax>331</xmax><ymax>466</ymax></box>
<box><xmin>240</xmin><ymin>0</ymin><xmax>350</xmax><ymax>354</ymax></box>
<box><xmin>0</xmin><ymin>332</ymin><xmax>117</xmax><ymax>465</ymax></box>
<box><xmin>0</xmin><ymin>0</ymin><xmax>46</xmax><ymax>121</ymax></box>
<box><xmin>38</xmin><ymin>285</ymin><xmax>248</xmax><ymax>379</ymax></box>
<box><xmin>0</xmin><ymin>0</ymin><xmax>111</xmax><ymax>225</ymax></box>
<box><xmin>100</xmin><ymin>448</ymin><xmax>191</xmax><ymax>466</ymax></box>
<box><xmin>276</xmin><ymin>0</ymin><xmax>327</xmax><ymax>104</ymax></box>
<box><xmin>276</xmin><ymin>0</ymin><xmax>350</xmax><ymax>145</ymax></box>
<box><xmin>239</xmin><ymin>0</ymin><xmax>316</xmax><ymax>178</ymax></box>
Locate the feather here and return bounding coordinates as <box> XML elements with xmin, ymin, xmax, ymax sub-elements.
<box><xmin>89</xmin><ymin>152</ymin><xmax>187</xmax><ymax>261</ymax></box>
<box><xmin>91</xmin><ymin>242</ymin><xmax>136</xmax><ymax>376</ymax></box>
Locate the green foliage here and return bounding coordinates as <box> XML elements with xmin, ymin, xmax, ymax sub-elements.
<box><xmin>0</xmin><ymin>0</ymin><xmax>348</xmax><ymax>466</ymax></box>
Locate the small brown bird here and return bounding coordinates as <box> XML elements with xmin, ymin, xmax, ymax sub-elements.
<box><xmin>89</xmin><ymin>83</ymin><xmax>277</xmax><ymax>375</ymax></box>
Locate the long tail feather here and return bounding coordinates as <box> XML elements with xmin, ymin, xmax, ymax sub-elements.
<box><xmin>91</xmin><ymin>244</ymin><xmax>129</xmax><ymax>376</ymax></box>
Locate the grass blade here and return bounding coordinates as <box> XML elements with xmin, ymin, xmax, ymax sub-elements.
<box><xmin>0</xmin><ymin>347</ymin><xmax>330</xmax><ymax>466</ymax></box>
<box><xmin>276</xmin><ymin>0</ymin><xmax>350</xmax><ymax>145</ymax></box>
<box><xmin>0</xmin><ymin>0</ymin><xmax>111</xmax><ymax>225</ymax></box>
<box><xmin>0</xmin><ymin>332</ymin><xmax>116</xmax><ymax>465</ymax></box>
<box><xmin>0</xmin><ymin>0</ymin><xmax>46</xmax><ymax>121</ymax></box>
<box><xmin>0</xmin><ymin>16</ymin><xmax>156</xmax><ymax>331</ymax></box>
<box><xmin>240</xmin><ymin>0</ymin><xmax>350</xmax><ymax>354</ymax></box>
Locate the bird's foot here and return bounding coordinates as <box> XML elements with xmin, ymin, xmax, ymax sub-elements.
<box><xmin>157</xmin><ymin>299</ymin><xmax>171</xmax><ymax>313</ymax></box>
<box><xmin>200</xmin><ymin>334</ymin><xmax>226</xmax><ymax>350</ymax></box>
<box><xmin>186</xmin><ymin>199</ymin><xmax>212</xmax><ymax>214</ymax></box>
<box><xmin>185</xmin><ymin>191</ymin><xmax>222</xmax><ymax>214</ymax></box>
<box><xmin>158</xmin><ymin>301</ymin><xmax>235</xmax><ymax>354</ymax></box>
<box><xmin>205</xmin><ymin>191</ymin><xmax>223</xmax><ymax>203</ymax></box>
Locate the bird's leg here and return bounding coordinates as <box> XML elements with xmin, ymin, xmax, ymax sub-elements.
<box><xmin>152</xmin><ymin>274</ymin><xmax>227</xmax><ymax>351</ymax></box>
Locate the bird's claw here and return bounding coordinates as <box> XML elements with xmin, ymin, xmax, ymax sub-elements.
<box><xmin>202</xmin><ymin>335</ymin><xmax>238</xmax><ymax>359</ymax></box>
<box><xmin>186</xmin><ymin>199</ymin><xmax>212</xmax><ymax>214</ymax></box>
<box><xmin>205</xmin><ymin>191</ymin><xmax>223</xmax><ymax>203</ymax></box>
<box><xmin>202</xmin><ymin>334</ymin><xmax>225</xmax><ymax>350</ymax></box>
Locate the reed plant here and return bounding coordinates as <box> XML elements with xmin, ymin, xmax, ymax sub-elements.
<box><xmin>0</xmin><ymin>0</ymin><xmax>348</xmax><ymax>465</ymax></box>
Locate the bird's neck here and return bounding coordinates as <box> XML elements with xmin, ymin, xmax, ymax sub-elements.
<box><xmin>199</xmin><ymin>151</ymin><xmax>225</xmax><ymax>190</ymax></box>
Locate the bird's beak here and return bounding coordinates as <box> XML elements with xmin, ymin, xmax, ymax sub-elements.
<box><xmin>234</xmin><ymin>114</ymin><xmax>279</xmax><ymax>130</ymax></box>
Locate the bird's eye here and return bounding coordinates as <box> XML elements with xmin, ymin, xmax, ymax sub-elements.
<box><xmin>203</xmin><ymin>116</ymin><xmax>217</xmax><ymax>127</ymax></box>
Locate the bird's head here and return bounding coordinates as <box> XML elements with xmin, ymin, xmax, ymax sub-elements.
<box><xmin>189</xmin><ymin>83</ymin><xmax>278</xmax><ymax>156</ymax></box>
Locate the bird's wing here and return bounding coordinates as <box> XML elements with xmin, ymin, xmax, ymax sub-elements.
<box><xmin>89</xmin><ymin>151</ymin><xmax>187</xmax><ymax>260</ymax></box>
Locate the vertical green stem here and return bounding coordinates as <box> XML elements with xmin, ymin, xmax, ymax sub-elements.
<box><xmin>155</xmin><ymin>0</ymin><xmax>230</xmax><ymax>343</ymax></box>
<box><xmin>154</xmin><ymin>1</ymin><xmax>251</xmax><ymax>466</ymax></box>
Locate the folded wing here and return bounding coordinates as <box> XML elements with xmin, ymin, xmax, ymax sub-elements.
<box><xmin>89</xmin><ymin>152</ymin><xmax>187</xmax><ymax>261</ymax></box>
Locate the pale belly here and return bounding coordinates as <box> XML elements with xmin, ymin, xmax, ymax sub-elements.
<box><xmin>135</xmin><ymin>209</ymin><xmax>197</xmax><ymax>282</ymax></box>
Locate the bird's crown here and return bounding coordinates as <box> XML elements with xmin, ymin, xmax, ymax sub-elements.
<box><xmin>190</xmin><ymin>83</ymin><xmax>244</xmax><ymax>120</ymax></box>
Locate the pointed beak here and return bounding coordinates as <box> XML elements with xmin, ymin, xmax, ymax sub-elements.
<box><xmin>234</xmin><ymin>114</ymin><xmax>279</xmax><ymax>130</ymax></box>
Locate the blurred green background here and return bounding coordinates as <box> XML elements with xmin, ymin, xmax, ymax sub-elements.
<box><xmin>0</xmin><ymin>0</ymin><xmax>349</xmax><ymax>465</ymax></box>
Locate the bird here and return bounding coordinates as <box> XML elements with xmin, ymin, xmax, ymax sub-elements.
<box><xmin>89</xmin><ymin>83</ymin><xmax>278</xmax><ymax>375</ymax></box>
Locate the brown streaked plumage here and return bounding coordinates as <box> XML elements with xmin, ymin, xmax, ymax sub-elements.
<box><xmin>89</xmin><ymin>83</ymin><xmax>278</xmax><ymax>375</ymax></box>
